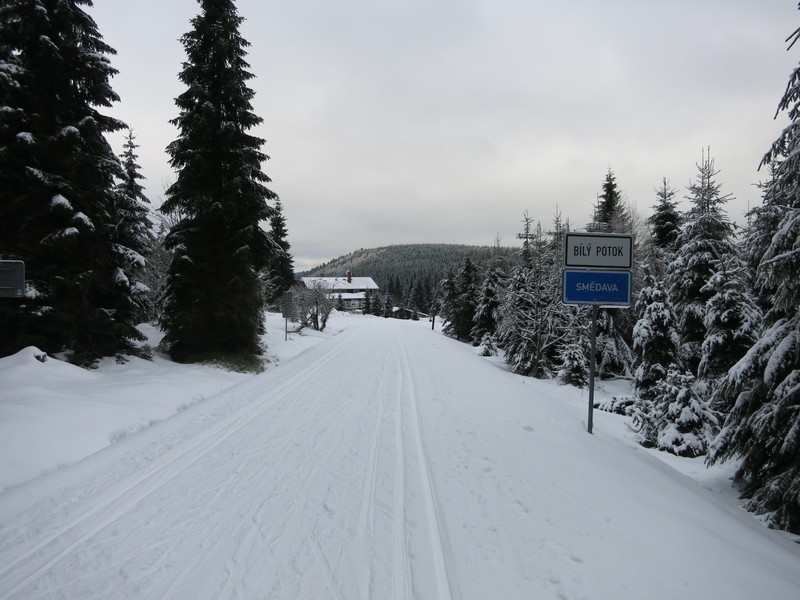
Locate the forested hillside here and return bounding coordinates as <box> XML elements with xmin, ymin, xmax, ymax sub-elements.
<box><xmin>303</xmin><ymin>244</ymin><xmax>516</xmax><ymax>311</ymax></box>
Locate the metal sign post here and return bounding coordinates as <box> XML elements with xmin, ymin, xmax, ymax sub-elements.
<box><xmin>562</xmin><ymin>233</ymin><xmax>633</xmax><ymax>434</ymax></box>
<box><xmin>587</xmin><ymin>306</ymin><xmax>599</xmax><ymax>434</ymax></box>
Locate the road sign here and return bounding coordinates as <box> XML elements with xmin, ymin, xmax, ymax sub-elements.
<box><xmin>562</xmin><ymin>269</ymin><xmax>631</xmax><ymax>306</ymax></box>
<box><xmin>562</xmin><ymin>233</ymin><xmax>634</xmax><ymax>434</ymax></box>
<box><xmin>564</xmin><ymin>233</ymin><xmax>633</xmax><ymax>269</ymax></box>
<box><xmin>281</xmin><ymin>291</ymin><xmax>293</xmax><ymax>318</ymax></box>
<box><xmin>0</xmin><ymin>260</ymin><xmax>25</xmax><ymax>298</ymax></box>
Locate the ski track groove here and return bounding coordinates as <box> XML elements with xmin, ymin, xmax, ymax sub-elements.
<box><xmin>397</xmin><ymin>339</ymin><xmax>456</xmax><ymax>600</ymax></box>
<box><xmin>152</xmin><ymin>335</ymin><xmax>359</xmax><ymax>600</ymax></box>
<box><xmin>392</xmin><ymin>348</ymin><xmax>412</xmax><ymax>600</ymax></box>
<box><xmin>356</xmin><ymin>351</ymin><xmax>390</xmax><ymax>600</ymax></box>
<box><xmin>0</xmin><ymin>333</ymin><xmax>357</xmax><ymax>600</ymax></box>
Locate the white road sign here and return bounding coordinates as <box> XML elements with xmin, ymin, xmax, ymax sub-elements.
<box><xmin>564</xmin><ymin>233</ymin><xmax>633</xmax><ymax>269</ymax></box>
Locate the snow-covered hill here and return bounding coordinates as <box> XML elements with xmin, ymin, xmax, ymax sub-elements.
<box><xmin>0</xmin><ymin>313</ymin><xmax>798</xmax><ymax>599</ymax></box>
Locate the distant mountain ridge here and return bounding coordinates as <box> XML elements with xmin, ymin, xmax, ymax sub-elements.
<box><xmin>302</xmin><ymin>243</ymin><xmax>515</xmax><ymax>307</ymax></box>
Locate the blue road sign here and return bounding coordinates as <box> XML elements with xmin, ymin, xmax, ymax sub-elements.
<box><xmin>562</xmin><ymin>269</ymin><xmax>631</xmax><ymax>306</ymax></box>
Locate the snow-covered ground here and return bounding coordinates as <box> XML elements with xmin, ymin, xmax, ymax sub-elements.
<box><xmin>0</xmin><ymin>313</ymin><xmax>798</xmax><ymax>599</ymax></box>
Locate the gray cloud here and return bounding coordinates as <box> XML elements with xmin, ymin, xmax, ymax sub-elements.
<box><xmin>93</xmin><ymin>0</ymin><xmax>799</xmax><ymax>270</ymax></box>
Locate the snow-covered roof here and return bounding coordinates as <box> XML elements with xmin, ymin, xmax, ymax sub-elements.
<box><xmin>301</xmin><ymin>276</ymin><xmax>379</xmax><ymax>292</ymax></box>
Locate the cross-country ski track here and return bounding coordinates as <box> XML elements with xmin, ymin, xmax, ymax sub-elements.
<box><xmin>0</xmin><ymin>315</ymin><xmax>798</xmax><ymax>599</ymax></box>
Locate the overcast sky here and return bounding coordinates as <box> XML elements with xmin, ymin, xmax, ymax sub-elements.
<box><xmin>92</xmin><ymin>0</ymin><xmax>799</xmax><ymax>271</ymax></box>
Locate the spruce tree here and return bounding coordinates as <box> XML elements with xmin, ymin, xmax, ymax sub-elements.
<box><xmin>652</xmin><ymin>367</ymin><xmax>718</xmax><ymax>458</ymax></box>
<box><xmin>496</xmin><ymin>214</ymin><xmax>563</xmax><ymax>378</ymax></box>
<box><xmin>267</xmin><ymin>199</ymin><xmax>294</xmax><ymax>303</ymax></box>
<box><xmin>442</xmin><ymin>257</ymin><xmax>479</xmax><ymax>342</ymax></box>
<box><xmin>585</xmin><ymin>171</ymin><xmax>635</xmax><ymax>378</ymax></box>
<box><xmin>159</xmin><ymin>0</ymin><xmax>277</xmax><ymax>364</ymax></box>
<box><xmin>115</xmin><ymin>128</ymin><xmax>154</xmax><ymax>322</ymax></box>
<box><xmin>556</xmin><ymin>322</ymin><xmax>589</xmax><ymax>388</ymax></box>
<box><xmin>666</xmin><ymin>151</ymin><xmax>737</xmax><ymax>375</ymax></box>
<box><xmin>496</xmin><ymin>215</ymin><xmax>536</xmax><ymax>375</ymax></box>
<box><xmin>648</xmin><ymin>178</ymin><xmax>682</xmax><ymax>251</ymax></box>
<box><xmin>471</xmin><ymin>240</ymin><xmax>506</xmax><ymax>344</ymax></box>
<box><xmin>363</xmin><ymin>290</ymin><xmax>372</xmax><ymax>315</ymax></box>
<box><xmin>697</xmin><ymin>253</ymin><xmax>762</xmax><ymax>400</ymax></box>
<box><xmin>707</xmin><ymin>16</ymin><xmax>800</xmax><ymax>533</ymax></box>
<box><xmin>632</xmin><ymin>268</ymin><xmax>681</xmax><ymax>402</ymax></box>
<box><xmin>497</xmin><ymin>260</ymin><xmax>537</xmax><ymax>376</ymax></box>
<box><xmin>594</xmin><ymin>310</ymin><xmax>634</xmax><ymax>379</ymax></box>
<box><xmin>457</xmin><ymin>257</ymin><xmax>479</xmax><ymax>342</ymax></box>
<box><xmin>743</xmin><ymin>165</ymin><xmax>787</xmax><ymax>313</ymax></box>
<box><xmin>0</xmin><ymin>0</ymin><xmax>149</xmax><ymax>363</ymax></box>
<box><xmin>589</xmin><ymin>168</ymin><xmax>629</xmax><ymax>233</ymax></box>
<box><xmin>439</xmin><ymin>268</ymin><xmax>459</xmax><ymax>333</ymax></box>
<box><xmin>546</xmin><ymin>211</ymin><xmax>578</xmax><ymax>368</ymax></box>
<box><xmin>118</xmin><ymin>129</ymin><xmax>150</xmax><ymax>207</ymax></box>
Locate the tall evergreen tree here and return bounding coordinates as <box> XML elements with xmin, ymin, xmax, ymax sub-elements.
<box><xmin>118</xmin><ymin>128</ymin><xmax>150</xmax><ymax>207</ymax></box>
<box><xmin>697</xmin><ymin>254</ymin><xmax>762</xmax><ymax>400</ymax></box>
<box><xmin>585</xmin><ymin>170</ymin><xmax>635</xmax><ymax>377</ymax></box>
<box><xmin>457</xmin><ymin>257</ymin><xmax>479</xmax><ymax>341</ymax></box>
<box><xmin>363</xmin><ymin>289</ymin><xmax>372</xmax><ymax>315</ymax></box>
<box><xmin>159</xmin><ymin>0</ymin><xmax>278</xmax><ymax>363</ymax></box>
<box><xmin>115</xmin><ymin>128</ymin><xmax>154</xmax><ymax>322</ymax></box>
<box><xmin>496</xmin><ymin>214</ymin><xmax>536</xmax><ymax>375</ymax></box>
<box><xmin>546</xmin><ymin>211</ymin><xmax>580</xmax><ymax>369</ymax></box>
<box><xmin>589</xmin><ymin>168</ymin><xmax>629</xmax><ymax>233</ymax></box>
<box><xmin>496</xmin><ymin>214</ymin><xmax>565</xmax><ymax>378</ymax></box>
<box><xmin>631</xmin><ymin>268</ymin><xmax>718</xmax><ymax>458</ymax></box>
<box><xmin>594</xmin><ymin>310</ymin><xmax>634</xmax><ymax>379</ymax></box>
<box><xmin>0</xmin><ymin>0</ymin><xmax>149</xmax><ymax>363</ymax></box>
<box><xmin>266</xmin><ymin>199</ymin><xmax>294</xmax><ymax>303</ymax></box>
<box><xmin>442</xmin><ymin>257</ymin><xmax>479</xmax><ymax>342</ymax></box>
<box><xmin>648</xmin><ymin>178</ymin><xmax>682</xmax><ymax>251</ymax></box>
<box><xmin>470</xmin><ymin>239</ymin><xmax>506</xmax><ymax>345</ymax></box>
<box><xmin>707</xmin><ymin>16</ymin><xmax>800</xmax><ymax>533</ymax></box>
<box><xmin>746</xmin><ymin>166</ymin><xmax>785</xmax><ymax>269</ymax></box>
<box><xmin>666</xmin><ymin>151</ymin><xmax>737</xmax><ymax>375</ymax></box>
<box><xmin>438</xmin><ymin>268</ymin><xmax>459</xmax><ymax>332</ymax></box>
<box><xmin>632</xmin><ymin>267</ymin><xmax>681</xmax><ymax>402</ymax></box>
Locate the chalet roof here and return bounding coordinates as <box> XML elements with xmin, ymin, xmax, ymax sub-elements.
<box><xmin>301</xmin><ymin>276</ymin><xmax>379</xmax><ymax>292</ymax></box>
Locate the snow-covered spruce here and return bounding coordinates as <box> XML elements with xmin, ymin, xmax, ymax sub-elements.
<box><xmin>0</xmin><ymin>0</ymin><xmax>150</xmax><ymax>364</ymax></box>
<box><xmin>666</xmin><ymin>151</ymin><xmax>738</xmax><ymax>376</ymax></box>
<box><xmin>706</xmin><ymin>14</ymin><xmax>800</xmax><ymax>533</ymax></box>
<box><xmin>633</xmin><ymin>365</ymin><xmax>718</xmax><ymax>456</ymax></box>
<box><xmin>632</xmin><ymin>268</ymin><xmax>681</xmax><ymax>402</ymax></box>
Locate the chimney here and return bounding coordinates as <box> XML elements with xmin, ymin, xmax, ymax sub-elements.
<box><xmin>346</xmin><ymin>270</ymin><xmax>352</xmax><ymax>283</ymax></box>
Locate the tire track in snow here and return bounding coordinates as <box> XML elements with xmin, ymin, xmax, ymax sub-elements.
<box><xmin>397</xmin><ymin>340</ymin><xmax>455</xmax><ymax>600</ymax></box>
<box><xmin>0</xmin><ymin>333</ymin><xmax>358</xmax><ymax>600</ymax></box>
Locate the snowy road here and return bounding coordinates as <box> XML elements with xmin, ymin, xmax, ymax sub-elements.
<box><xmin>1</xmin><ymin>317</ymin><xmax>799</xmax><ymax>599</ymax></box>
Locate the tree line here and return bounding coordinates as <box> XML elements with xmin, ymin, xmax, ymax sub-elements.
<box><xmin>0</xmin><ymin>0</ymin><xmax>294</xmax><ymax>369</ymax></box>
<box><xmin>304</xmin><ymin>243</ymin><xmax>516</xmax><ymax>315</ymax></box>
